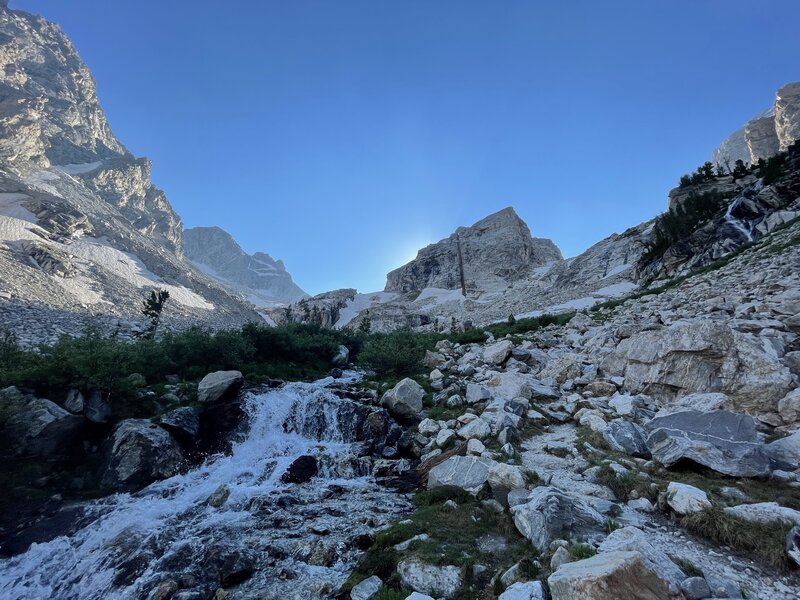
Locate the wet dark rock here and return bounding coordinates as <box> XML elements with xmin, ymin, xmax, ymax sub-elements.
<box><xmin>281</xmin><ymin>455</ymin><xmax>318</xmax><ymax>483</ymax></box>
<box><xmin>0</xmin><ymin>387</ymin><xmax>84</xmax><ymax>458</ymax></box>
<box><xmin>100</xmin><ymin>419</ymin><xmax>184</xmax><ymax>490</ymax></box>
<box><xmin>158</xmin><ymin>406</ymin><xmax>201</xmax><ymax>444</ymax></box>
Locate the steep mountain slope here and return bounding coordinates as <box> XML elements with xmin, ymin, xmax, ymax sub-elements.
<box><xmin>0</xmin><ymin>4</ymin><xmax>265</xmax><ymax>344</ymax></box>
<box><xmin>184</xmin><ymin>226</ymin><xmax>307</xmax><ymax>307</ymax></box>
<box><xmin>713</xmin><ymin>82</ymin><xmax>800</xmax><ymax>167</ymax></box>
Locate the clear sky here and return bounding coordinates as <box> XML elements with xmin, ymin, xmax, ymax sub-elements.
<box><xmin>12</xmin><ymin>1</ymin><xmax>800</xmax><ymax>294</ymax></box>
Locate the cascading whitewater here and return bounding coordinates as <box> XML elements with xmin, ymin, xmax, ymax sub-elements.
<box><xmin>0</xmin><ymin>375</ymin><xmax>410</xmax><ymax>600</ymax></box>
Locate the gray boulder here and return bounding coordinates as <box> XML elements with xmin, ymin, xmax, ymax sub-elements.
<box><xmin>666</xmin><ymin>482</ymin><xmax>711</xmax><ymax>515</ymax></box>
<box><xmin>645</xmin><ymin>410</ymin><xmax>770</xmax><ymax>477</ymax></box>
<box><xmin>381</xmin><ymin>378</ymin><xmax>425</xmax><ymax>419</ymax></box>
<box><xmin>84</xmin><ymin>390</ymin><xmax>111</xmax><ymax>423</ymax></box>
<box><xmin>101</xmin><ymin>419</ymin><xmax>184</xmax><ymax>489</ymax></box>
<box><xmin>602</xmin><ymin>421</ymin><xmax>650</xmax><ymax>457</ymax></box>
<box><xmin>0</xmin><ymin>387</ymin><xmax>83</xmax><ymax>457</ymax></box>
<box><xmin>158</xmin><ymin>406</ymin><xmax>201</xmax><ymax>442</ymax></box>
<box><xmin>723</xmin><ymin>502</ymin><xmax>800</xmax><ymax>527</ymax></box>
<box><xmin>787</xmin><ymin>526</ymin><xmax>800</xmax><ymax>567</ymax></box>
<box><xmin>197</xmin><ymin>370</ymin><xmax>244</xmax><ymax>404</ymax></box>
<box><xmin>600</xmin><ymin>319</ymin><xmax>793</xmax><ymax>415</ymax></box>
<box><xmin>765</xmin><ymin>429</ymin><xmax>800</xmax><ymax>470</ymax></box>
<box><xmin>510</xmin><ymin>486</ymin><xmax>604</xmax><ymax>551</ymax></box>
<box><xmin>428</xmin><ymin>455</ymin><xmax>494</xmax><ymax>495</ymax></box>
<box><xmin>547</xmin><ymin>551</ymin><xmax>678</xmax><ymax>600</ymax></box>
<box><xmin>397</xmin><ymin>559</ymin><xmax>462</xmax><ymax>599</ymax></box>
<box><xmin>351</xmin><ymin>575</ymin><xmax>382</xmax><ymax>600</ymax></box>
<box><xmin>484</xmin><ymin>340</ymin><xmax>513</xmax><ymax>365</ymax></box>
<box><xmin>498</xmin><ymin>581</ymin><xmax>545</xmax><ymax>600</ymax></box>
<box><xmin>598</xmin><ymin>526</ymin><xmax>685</xmax><ymax>588</ymax></box>
<box><xmin>332</xmin><ymin>344</ymin><xmax>350</xmax><ymax>367</ymax></box>
<box><xmin>680</xmin><ymin>577</ymin><xmax>711</xmax><ymax>600</ymax></box>
<box><xmin>63</xmin><ymin>389</ymin><xmax>84</xmax><ymax>414</ymax></box>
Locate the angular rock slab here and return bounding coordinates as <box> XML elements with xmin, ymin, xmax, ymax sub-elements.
<box><xmin>645</xmin><ymin>410</ymin><xmax>770</xmax><ymax>477</ymax></box>
<box><xmin>602</xmin><ymin>420</ymin><xmax>650</xmax><ymax>457</ymax></box>
<box><xmin>198</xmin><ymin>370</ymin><xmax>244</xmax><ymax>404</ymax></box>
<box><xmin>397</xmin><ymin>559</ymin><xmax>463</xmax><ymax>599</ymax></box>
<box><xmin>427</xmin><ymin>455</ymin><xmax>494</xmax><ymax>495</ymax></box>
<box><xmin>498</xmin><ymin>581</ymin><xmax>545</xmax><ymax>600</ymax></box>
<box><xmin>510</xmin><ymin>486</ymin><xmax>604</xmax><ymax>551</ymax></box>
<box><xmin>547</xmin><ymin>551</ymin><xmax>679</xmax><ymax>600</ymax></box>
<box><xmin>381</xmin><ymin>378</ymin><xmax>425</xmax><ymax>419</ymax></box>
<box><xmin>598</xmin><ymin>526</ymin><xmax>685</xmax><ymax>587</ymax></box>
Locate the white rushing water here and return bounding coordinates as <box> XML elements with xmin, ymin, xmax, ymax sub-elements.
<box><xmin>724</xmin><ymin>196</ymin><xmax>754</xmax><ymax>242</ymax></box>
<box><xmin>0</xmin><ymin>374</ymin><xmax>409</xmax><ymax>600</ymax></box>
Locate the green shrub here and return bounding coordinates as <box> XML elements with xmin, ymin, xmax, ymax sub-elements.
<box><xmin>357</xmin><ymin>329</ymin><xmax>439</xmax><ymax>378</ymax></box>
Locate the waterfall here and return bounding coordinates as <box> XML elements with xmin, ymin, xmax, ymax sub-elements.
<box><xmin>724</xmin><ymin>195</ymin><xmax>753</xmax><ymax>242</ymax></box>
<box><xmin>0</xmin><ymin>374</ymin><xmax>409</xmax><ymax>600</ymax></box>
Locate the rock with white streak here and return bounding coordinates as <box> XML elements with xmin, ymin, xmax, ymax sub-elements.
<box><xmin>396</xmin><ymin>559</ymin><xmax>463</xmax><ymax>599</ymax></box>
<box><xmin>427</xmin><ymin>455</ymin><xmax>494</xmax><ymax>495</ymax></box>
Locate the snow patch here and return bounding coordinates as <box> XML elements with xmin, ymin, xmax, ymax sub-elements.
<box><xmin>57</xmin><ymin>161</ymin><xmax>102</xmax><ymax>175</ymax></box>
<box><xmin>414</xmin><ymin>287</ymin><xmax>465</xmax><ymax>306</ymax></box>
<box><xmin>69</xmin><ymin>237</ymin><xmax>214</xmax><ymax>309</ymax></box>
<box><xmin>602</xmin><ymin>263</ymin><xmax>632</xmax><ymax>279</ymax></box>
<box><xmin>23</xmin><ymin>170</ymin><xmax>63</xmax><ymax>198</ymax></box>
<box><xmin>0</xmin><ymin>193</ymin><xmax>37</xmax><ymax>223</ymax></box>
<box><xmin>334</xmin><ymin>291</ymin><xmax>397</xmax><ymax>329</ymax></box>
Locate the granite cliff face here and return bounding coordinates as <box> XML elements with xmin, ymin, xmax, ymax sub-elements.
<box><xmin>184</xmin><ymin>226</ymin><xmax>307</xmax><ymax>307</ymax></box>
<box><xmin>0</xmin><ymin>3</ymin><xmax>264</xmax><ymax>342</ymax></box>
<box><xmin>713</xmin><ymin>82</ymin><xmax>800</xmax><ymax>167</ymax></box>
<box><xmin>385</xmin><ymin>207</ymin><xmax>563</xmax><ymax>294</ymax></box>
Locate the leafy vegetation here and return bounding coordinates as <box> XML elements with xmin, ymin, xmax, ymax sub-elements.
<box><xmin>640</xmin><ymin>189</ymin><xmax>735</xmax><ymax>266</ymax></box>
<box><xmin>0</xmin><ymin>323</ymin><xmax>359</xmax><ymax>417</ymax></box>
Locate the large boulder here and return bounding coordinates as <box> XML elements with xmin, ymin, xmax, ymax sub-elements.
<box><xmin>601</xmin><ymin>319</ymin><xmax>793</xmax><ymax>414</ymax></box>
<box><xmin>427</xmin><ymin>455</ymin><xmax>494</xmax><ymax>495</ymax></box>
<box><xmin>483</xmin><ymin>340</ymin><xmax>513</xmax><ymax>365</ymax></box>
<box><xmin>510</xmin><ymin>486</ymin><xmax>604</xmax><ymax>551</ymax></box>
<box><xmin>602</xmin><ymin>421</ymin><xmax>650</xmax><ymax>457</ymax></box>
<box><xmin>456</xmin><ymin>416</ymin><xmax>491</xmax><ymax>440</ymax></box>
<box><xmin>197</xmin><ymin>370</ymin><xmax>244</xmax><ymax>404</ymax></box>
<box><xmin>281</xmin><ymin>455</ymin><xmax>318</xmax><ymax>483</ymax></box>
<box><xmin>351</xmin><ymin>576</ymin><xmax>382</xmax><ymax>600</ymax></box>
<box><xmin>666</xmin><ymin>482</ymin><xmax>711</xmax><ymax>515</ymax></box>
<box><xmin>158</xmin><ymin>406</ymin><xmax>201</xmax><ymax>444</ymax></box>
<box><xmin>723</xmin><ymin>502</ymin><xmax>800</xmax><ymax>527</ymax></box>
<box><xmin>778</xmin><ymin>388</ymin><xmax>800</xmax><ymax>424</ymax></box>
<box><xmin>101</xmin><ymin>419</ymin><xmax>184</xmax><ymax>489</ymax></box>
<box><xmin>381</xmin><ymin>378</ymin><xmax>425</xmax><ymax>419</ymax></box>
<box><xmin>397</xmin><ymin>559</ymin><xmax>463</xmax><ymax>599</ymax></box>
<box><xmin>597</xmin><ymin>527</ymin><xmax>685</xmax><ymax>588</ymax></box>
<box><xmin>644</xmin><ymin>410</ymin><xmax>770</xmax><ymax>477</ymax></box>
<box><xmin>0</xmin><ymin>387</ymin><xmax>83</xmax><ymax>457</ymax></box>
<box><xmin>765</xmin><ymin>430</ymin><xmax>800</xmax><ymax>470</ymax></box>
<box><xmin>547</xmin><ymin>551</ymin><xmax>679</xmax><ymax>600</ymax></box>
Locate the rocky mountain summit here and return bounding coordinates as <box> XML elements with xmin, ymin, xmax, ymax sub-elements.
<box><xmin>385</xmin><ymin>207</ymin><xmax>563</xmax><ymax>295</ymax></box>
<box><xmin>184</xmin><ymin>226</ymin><xmax>307</xmax><ymax>308</ymax></box>
<box><xmin>713</xmin><ymin>82</ymin><xmax>800</xmax><ymax>168</ymax></box>
<box><xmin>0</xmin><ymin>3</ymin><xmax>311</xmax><ymax>344</ymax></box>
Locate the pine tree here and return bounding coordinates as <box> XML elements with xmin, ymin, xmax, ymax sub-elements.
<box><xmin>142</xmin><ymin>289</ymin><xmax>170</xmax><ymax>339</ymax></box>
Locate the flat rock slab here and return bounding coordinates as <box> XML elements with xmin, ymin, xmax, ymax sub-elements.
<box><xmin>645</xmin><ymin>410</ymin><xmax>770</xmax><ymax>477</ymax></box>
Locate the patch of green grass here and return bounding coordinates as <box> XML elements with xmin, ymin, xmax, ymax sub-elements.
<box><xmin>347</xmin><ymin>488</ymin><xmax>538</xmax><ymax>596</ymax></box>
<box><xmin>680</xmin><ymin>508</ymin><xmax>792</xmax><ymax>570</ymax></box>
<box><xmin>568</xmin><ymin>543</ymin><xmax>596</xmax><ymax>559</ymax></box>
<box><xmin>669</xmin><ymin>555</ymin><xmax>702</xmax><ymax>578</ymax></box>
<box><xmin>592</xmin><ymin>464</ymin><xmax>653</xmax><ymax>503</ymax></box>
<box><xmin>375</xmin><ymin>586</ymin><xmax>410</xmax><ymax>600</ymax></box>
<box><xmin>426</xmin><ymin>405</ymin><xmax>465</xmax><ymax>422</ymax></box>
<box><xmin>603</xmin><ymin>518</ymin><xmax>621</xmax><ymax>534</ymax></box>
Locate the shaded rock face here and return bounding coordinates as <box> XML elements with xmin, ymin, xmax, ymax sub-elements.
<box><xmin>197</xmin><ymin>370</ymin><xmax>244</xmax><ymax>404</ymax></box>
<box><xmin>776</xmin><ymin>82</ymin><xmax>800</xmax><ymax>151</ymax></box>
<box><xmin>0</xmin><ymin>387</ymin><xmax>83</xmax><ymax>457</ymax></box>
<box><xmin>645</xmin><ymin>410</ymin><xmax>770</xmax><ymax>477</ymax></box>
<box><xmin>183</xmin><ymin>226</ymin><xmax>307</xmax><ymax>307</ymax></box>
<box><xmin>101</xmin><ymin>419</ymin><xmax>184</xmax><ymax>490</ymax></box>
<box><xmin>385</xmin><ymin>207</ymin><xmax>563</xmax><ymax>294</ymax></box>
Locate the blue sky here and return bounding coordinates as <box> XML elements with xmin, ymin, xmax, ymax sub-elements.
<box><xmin>14</xmin><ymin>1</ymin><xmax>800</xmax><ymax>294</ymax></box>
